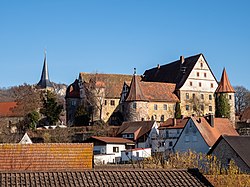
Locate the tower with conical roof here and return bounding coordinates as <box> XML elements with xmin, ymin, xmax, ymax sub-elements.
<box><xmin>124</xmin><ymin>68</ymin><xmax>149</xmax><ymax>121</ymax></box>
<box><xmin>37</xmin><ymin>51</ymin><xmax>53</xmax><ymax>90</ymax></box>
<box><xmin>215</xmin><ymin>68</ymin><xmax>235</xmax><ymax>124</ymax></box>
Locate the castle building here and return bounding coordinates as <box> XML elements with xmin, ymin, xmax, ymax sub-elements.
<box><xmin>120</xmin><ymin>72</ymin><xmax>179</xmax><ymax>122</ymax></box>
<box><xmin>215</xmin><ymin>68</ymin><xmax>235</xmax><ymax>124</ymax></box>
<box><xmin>37</xmin><ymin>52</ymin><xmax>54</xmax><ymax>90</ymax></box>
<box><xmin>143</xmin><ymin>54</ymin><xmax>219</xmax><ymax>117</ymax></box>
<box><xmin>65</xmin><ymin>53</ymin><xmax>235</xmax><ymax>126</ymax></box>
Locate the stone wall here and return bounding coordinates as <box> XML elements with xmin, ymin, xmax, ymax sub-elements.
<box><xmin>211</xmin><ymin>138</ymin><xmax>250</xmax><ymax>173</ymax></box>
<box><xmin>124</xmin><ymin>101</ymin><xmax>148</xmax><ymax>121</ymax></box>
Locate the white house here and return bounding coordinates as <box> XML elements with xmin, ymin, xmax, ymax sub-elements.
<box><xmin>156</xmin><ymin>118</ymin><xmax>188</xmax><ymax>153</ymax></box>
<box><xmin>121</xmin><ymin>148</ymin><xmax>151</xmax><ymax>163</ymax></box>
<box><xmin>84</xmin><ymin>136</ymin><xmax>134</xmax><ymax>164</ymax></box>
<box><xmin>117</xmin><ymin>121</ymin><xmax>159</xmax><ymax>151</ymax></box>
<box><xmin>173</xmin><ymin>115</ymin><xmax>238</xmax><ymax>154</ymax></box>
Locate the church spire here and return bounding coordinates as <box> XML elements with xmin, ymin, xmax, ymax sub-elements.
<box><xmin>37</xmin><ymin>50</ymin><xmax>53</xmax><ymax>89</ymax></box>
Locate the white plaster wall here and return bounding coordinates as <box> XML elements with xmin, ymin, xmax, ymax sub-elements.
<box><xmin>180</xmin><ymin>55</ymin><xmax>218</xmax><ymax>92</ymax></box>
<box><xmin>174</xmin><ymin>120</ymin><xmax>210</xmax><ymax>154</ymax></box>
<box><xmin>121</xmin><ymin>148</ymin><xmax>151</xmax><ymax>162</ymax></box>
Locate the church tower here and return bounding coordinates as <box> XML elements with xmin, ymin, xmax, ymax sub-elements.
<box><xmin>124</xmin><ymin>69</ymin><xmax>149</xmax><ymax>121</ymax></box>
<box><xmin>37</xmin><ymin>51</ymin><xmax>53</xmax><ymax>90</ymax></box>
<box><xmin>215</xmin><ymin>68</ymin><xmax>235</xmax><ymax>124</ymax></box>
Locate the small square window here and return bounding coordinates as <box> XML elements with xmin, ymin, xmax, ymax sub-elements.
<box><xmin>201</xmin><ymin>94</ymin><xmax>204</xmax><ymax>100</ymax></box>
<box><xmin>163</xmin><ymin>104</ymin><xmax>168</xmax><ymax>110</ymax></box>
<box><xmin>133</xmin><ymin>102</ymin><xmax>137</xmax><ymax>109</ymax></box>
<box><xmin>113</xmin><ymin>147</ymin><xmax>119</xmax><ymax>153</ymax></box>
<box><xmin>111</xmin><ymin>100</ymin><xmax>115</xmax><ymax>106</ymax></box>
<box><xmin>154</xmin><ymin>104</ymin><xmax>158</xmax><ymax>110</ymax></box>
<box><xmin>209</xmin><ymin>106</ymin><xmax>212</xmax><ymax>112</ymax></box>
<box><xmin>209</xmin><ymin>95</ymin><xmax>212</xmax><ymax>100</ymax></box>
<box><xmin>229</xmin><ymin>95</ymin><xmax>232</xmax><ymax>100</ymax></box>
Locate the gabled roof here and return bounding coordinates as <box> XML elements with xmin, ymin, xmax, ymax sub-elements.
<box><xmin>126</xmin><ymin>74</ymin><xmax>147</xmax><ymax>102</ymax></box>
<box><xmin>125</xmin><ymin>76</ymin><xmax>179</xmax><ymax>102</ymax></box>
<box><xmin>0</xmin><ymin>102</ymin><xmax>18</xmax><ymax>117</ymax></box>
<box><xmin>159</xmin><ymin>117</ymin><xmax>189</xmax><ymax>129</ymax></box>
<box><xmin>65</xmin><ymin>79</ymin><xmax>80</xmax><ymax>98</ymax></box>
<box><xmin>37</xmin><ymin>52</ymin><xmax>53</xmax><ymax>89</ymax></box>
<box><xmin>216</xmin><ymin>68</ymin><xmax>235</xmax><ymax>93</ymax></box>
<box><xmin>191</xmin><ymin>116</ymin><xmax>238</xmax><ymax>147</ymax></box>
<box><xmin>208</xmin><ymin>135</ymin><xmax>250</xmax><ymax>168</ymax></box>
<box><xmin>117</xmin><ymin>121</ymin><xmax>156</xmax><ymax>140</ymax></box>
<box><xmin>86</xmin><ymin>136</ymin><xmax>134</xmax><ymax>144</ymax></box>
<box><xmin>0</xmin><ymin>169</ymin><xmax>212</xmax><ymax>187</ymax></box>
<box><xmin>0</xmin><ymin>143</ymin><xmax>93</xmax><ymax>171</ymax></box>
<box><xmin>143</xmin><ymin>53</ymin><xmax>209</xmax><ymax>89</ymax></box>
<box><xmin>79</xmin><ymin>73</ymin><xmax>133</xmax><ymax>98</ymax></box>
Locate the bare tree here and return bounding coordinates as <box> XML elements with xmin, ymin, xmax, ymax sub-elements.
<box><xmin>234</xmin><ymin>86</ymin><xmax>250</xmax><ymax>115</ymax></box>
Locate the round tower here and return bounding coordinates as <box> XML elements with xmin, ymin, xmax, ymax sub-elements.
<box><xmin>124</xmin><ymin>70</ymin><xmax>149</xmax><ymax>121</ymax></box>
<box><xmin>215</xmin><ymin>68</ymin><xmax>235</xmax><ymax>125</ymax></box>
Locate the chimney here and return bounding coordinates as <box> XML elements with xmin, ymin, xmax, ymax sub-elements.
<box><xmin>180</xmin><ymin>56</ymin><xmax>185</xmax><ymax>64</ymax></box>
<box><xmin>206</xmin><ymin>114</ymin><xmax>214</xmax><ymax>127</ymax></box>
<box><xmin>157</xmin><ymin>64</ymin><xmax>160</xmax><ymax>69</ymax></box>
<box><xmin>173</xmin><ymin>118</ymin><xmax>176</xmax><ymax>126</ymax></box>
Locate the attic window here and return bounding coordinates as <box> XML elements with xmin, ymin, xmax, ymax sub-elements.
<box><xmin>197</xmin><ymin>72</ymin><xmax>200</xmax><ymax>77</ymax></box>
<box><xmin>211</xmin><ymin>83</ymin><xmax>214</xmax><ymax>88</ymax></box>
<box><xmin>199</xmin><ymin>82</ymin><xmax>202</xmax><ymax>87</ymax></box>
<box><xmin>154</xmin><ymin>104</ymin><xmax>158</xmax><ymax>110</ymax></box>
<box><xmin>190</xmin><ymin>81</ymin><xmax>193</xmax><ymax>86</ymax></box>
<box><xmin>110</xmin><ymin>100</ymin><xmax>115</xmax><ymax>106</ymax></box>
<box><xmin>201</xmin><ymin>63</ymin><xmax>203</xmax><ymax>68</ymax></box>
<box><xmin>204</xmin><ymin>73</ymin><xmax>207</xmax><ymax>77</ymax></box>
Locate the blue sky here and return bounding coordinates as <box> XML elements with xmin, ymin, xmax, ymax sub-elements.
<box><xmin>0</xmin><ymin>1</ymin><xmax>249</xmax><ymax>89</ymax></box>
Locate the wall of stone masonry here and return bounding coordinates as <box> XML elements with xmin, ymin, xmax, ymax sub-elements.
<box><xmin>124</xmin><ymin>101</ymin><xmax>149</xmax><ymax>121</ymax></box>
<box><xmin>211</xmin><ymin>138</ymin><xmax>250</xmax><ymax>173</ymax></box>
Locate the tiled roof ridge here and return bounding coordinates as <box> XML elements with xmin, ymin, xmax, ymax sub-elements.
<box><xmin>80</xmin><ymin>72</ymin><xmax>137</xmax><ymax>76</ymax></box>
<box><xmin>216</xmin><ymin>68</ymin><xmax>235</xmax><ymax>93</ymax></box>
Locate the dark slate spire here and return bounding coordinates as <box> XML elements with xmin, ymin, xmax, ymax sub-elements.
<box><xmin>37</xmin><ymin>51</ymin><xmax>53</xmax><ymax>89</ymax></box>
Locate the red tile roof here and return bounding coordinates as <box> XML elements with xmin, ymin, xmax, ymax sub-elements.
<box><xmin>0</xmin><ymin>143</ymin><xmax>93</xmax><ymax>171</ymax></box>
<box><xmin>159</xmin><ymin>118</ymin><xmax>189</xmax><ymax>129</ymax></box>
<box><xmin>65</xmin><ymin>79</ymin><xmax>80</xmax><ymax>98</ymax></box>
<box><xmin>0</xmin><ymin>102</ymin><xmax>18</xmax><ymax>117</ymax></box>
<box><xmin>216</xmin><ymin>68</ymin><xmax>235</xmax><ymax>93</ymax></box>
<box><xmin>117</xmin><ymin>121</ymin><xmax>156</xmax><ymax>140</ymax></box>
<box><xmin>88</xmin><ymin>136</ymin><xmax>134</xmax><ymax>144</ymax></box>
<box><xmin>126</xmin><ymin>76</ymin><xmax>179</xmax><ymax>102</ymax></box>
<box><xmin>192</xmin><ymin>117</ymin><xmax>238</xmax><ymax>147</ymax></box>
<box><xmin>79</xmin><ymin>73</ymin><xmax>133</xmax><ymax>98</ymax></box>
<box><xmin>126</xmin><ymin>75</ymin><xmax>147</xmax><ymax>101</ymax></box>
<box><xmin>0</xmin><ymin>169</ymin><xmax>212</xmax><ymax>186</ymax></box>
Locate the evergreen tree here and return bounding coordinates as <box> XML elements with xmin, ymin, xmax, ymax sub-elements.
<box><xmin>215</xmin><ymin>93</ymin><xmax>230</xmax><ymax>118</ymax></box>
<box><xmin>74</xmin><ymin>104</ymin><xmax>90</xmax><ymax>126</ymax></box>
<box><xmin>175</xmin><ymin>102</ymin><xmax>182</xmax><ymax>119</ymax></box>
<box><xmin>40</xmin><ymin>91</ymin><xmax>63</xmax><ymax>125</ymax></box>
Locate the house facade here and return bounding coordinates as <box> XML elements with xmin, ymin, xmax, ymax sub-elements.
<box><xmin>84</xmin><ymin>136</ymin><xmax>134</xmax><ymax>164</ymax></box>
<box><xmin>143</xmin><ymin>54</ymin><xmax>219</xmax><ymax>117</ymax></box>
<box><xmin>208</xmin><ymin>135</ymin><xmax>250</xmax><ymax>173</ymax></box>
<box><xmin>121</xmin><ymin>148</ymin><xmax>151</xmax><ymax>163</ymax></box>
<box><xmin>174</xmin><ymin>116</ymin><xmax>238</xmax><ymax>154</ymax></box>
